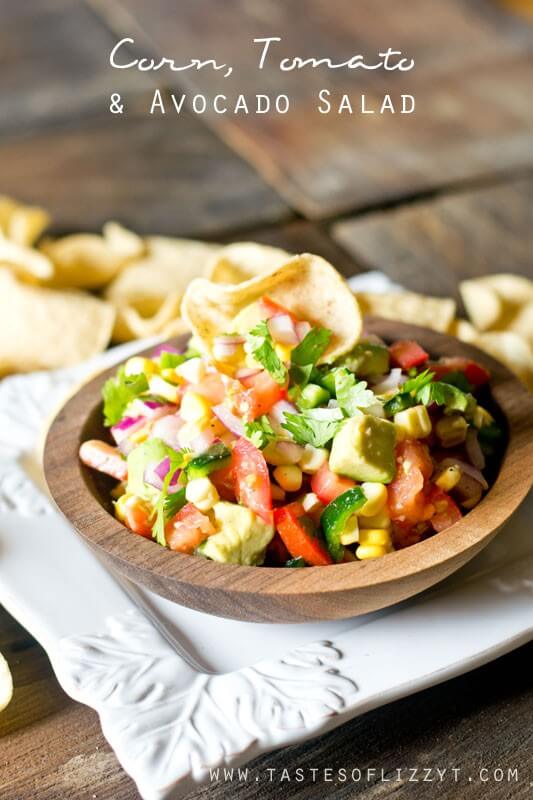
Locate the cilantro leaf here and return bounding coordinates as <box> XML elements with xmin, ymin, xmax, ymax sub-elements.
<box><xmin>416</xmin><ymin>381</ymin><xmax>471</xmax><ymax>413</ymax></box>
<box><xmin>382</xmin><ymin>369</ymin><xmax>434</xmax><ymax>417</ymax></box>
<box><xmin>102</xmin><ymin>367</ymin><xmax>149</xmax><ymax>427</ymax></box>
<box><xmin>291</xmin><ymin>327</ymin><xmax>332</xmax><ymax>366</ymax></box>
<box><xmin>244</xmin><ymin>416</ymin><xmax>275</xmax><ymax>449</ymax></box>
<box><xmin>282</xmin><ymin>408</ymin><xmax>343</xmax><ymax>447</ymax></box>
<box><xmin>246</xmin><ymin>321</ymin><xmax>287</xmax><ymax>385</ymax></box>
<box><xmin>335</xmin><ymin>369</ymin><xmax>381</xmax><ymax>417</ymax></box>
<box><xmin>401</xmin><ymin>369</ymin><xmax>435</xmax><ymax>394</ymax></box>
<box><xmin>151</xmin><ymin>449</ymin><xmax>190</xmax><ymax>546</ymax></box>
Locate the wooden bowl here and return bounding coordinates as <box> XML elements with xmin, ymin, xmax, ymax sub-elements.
<box><xmin>44</xmin><ymin>319</ymin><xmax>533</xmax><ymax>623</ymax></box>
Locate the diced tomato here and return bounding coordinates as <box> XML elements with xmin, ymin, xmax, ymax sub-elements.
<box><xmin>274</xmin><ymin>502</ymin><xmax>333</xmax><ymax>566</ymax></box>
<box><xmin>397</xmin><ymin>440</ymin><xmax>434</xmax><ymax>480</ymax></box>
<box><xmin>265</xmin><ymin>533</ymin><xmax>291</xmax><ymax>565</ymax></box>
<box><xmin>165</xmin><ymin>503</ymin><xmax>214</xmax><ymax>553</ymax></box>
<box><xmin>426</xmin><ymin>486</ymin><xmax>463</xmax><ymax>532</ymax></box>
<box><xmin>310</xmin><ymin>463</ymin><xmax>356</xmax><ymax>505</ymax></box>
<box><xmin>388</xmin><ymin>441</ymin><xmax>434</xmax><ymax>524</ymax></box>
<box><xmin>122</xmin><ymin>496</ymin><xmax>152</xmax><ymax>538</ymax></box>
<box><xmin>235</xmin><ymin>369</ymin><xmax>286</xmax><ymax>421</ymax></box>
<box><xmin>190</xmin><ymin>373</ymin><xmax>226</xmax><ymax>404</ymax></box>
<box><xmin>258</xmin><ymin>296</ymin><xmax>297</xmax><ymax>322</ymax></box>
<box><xmin>233</xmin><ymin>437</ymin><xmax>273</xmax><ymax>524</ymax></box>
<box><xmin>389</xmin><ymin>340</ymin><xmax>429</xmax><ymax>370</ymax></box>
<box><xmin>210</xmin><ymin>459</ymin><xmax>235</xmax><ymax>502</ymax></box>
<box><xmin>430</xmin><ymin>357</ymin><xmax>490</xmax><ymax>388</ymax></box>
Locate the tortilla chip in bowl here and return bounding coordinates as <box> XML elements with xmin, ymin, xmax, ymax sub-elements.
<box><xmin>182</xmin><ymin>253</ymin><xmax>363</xmax><ymax>364</ymax></box>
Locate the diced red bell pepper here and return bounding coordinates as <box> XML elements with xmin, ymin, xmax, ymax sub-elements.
<box><xmin>310</xmin><ymin>462</ymin><xmax>356</xmax><ymax>505</ymax></box>
<box><xmin>389</xmin><ymin>340</ymin><xmax>429</xmax><ymax>370</ymax></box>
<box><xmin>274</xmin><ymin>502</ymin><xmax>333</xmax><ymax>566</ymax></box>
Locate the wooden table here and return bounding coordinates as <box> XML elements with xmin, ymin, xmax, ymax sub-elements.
<box><xmin>1</xmin><ymin>1</ymin><xmax>532</xmax><ymax>797</ymax></box>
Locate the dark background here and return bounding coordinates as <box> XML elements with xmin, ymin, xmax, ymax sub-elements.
<box><xmin>0</xmin><ymin>1</ymin><xmax>532</xmax><ymax>797</ymax></box>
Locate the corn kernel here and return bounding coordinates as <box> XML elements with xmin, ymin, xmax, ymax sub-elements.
<box><xmin>114</xmin><ymin>493</ymin><xmax>131</xmax><ymax>522</ymax></box>
<box><xmin>339</xmin><ymin>514</ymin><xmax>359</xmax><ymax>545</ymax></box>
<box><xmin>129</xmin><ymin>427</ymin><xmax>149</xmax><ymax>445</ymax></box>
<box><xmin>358</xmin><ymin>482</ymin><xmax>388</xmax><ymax>517</ymax></box>
<box><xmin>273</xmin><ymin>465</ymin><xmax>303</xmax><ymax>493</ymax></box>
<box><xmin>124</xmin><ymin>356</ymin><xmax>158</xmax><ymax>377</ymax></box>
<box><xmin>264</xmin><ymin>442</ymin><xmax>300</xmax><ymax>466</ymax></box>
<box><xmin>178</xmin><ymin>422</ymin><xmax>205</xmax><ymax>448</ymax></box>
<box><xmin>148</xmin><ymin>375</ymin><xmax>180</xmax><ymax>404</ymax></box>
<box><xmin>176</xmin><ymin>357</ymin><xmax>206</xmax><ymax>384</ymax></box>
<box><xmin>435</xmin><ymin>414</ymin><xmax>468</xmax><ymax>447</ymax></box>
<box><xmin>359</xmin><ymin>507</ymin><xmax>391</xmax><ymax>529</ymax></box>
<box><xmin>185</xmin><ymin>477</ymin><xmax>219</xmax><ymax>512</ymax></box>
<box><xmin>160</xmin><ymin>368</ymin><xmax>181</xmax><ymax>384</ymax></box>
<box><xmin>271</xmin><ymin>484</ymin><xmax>287</xmax><ymax>502</ymax></box>
<box><xmin>275</xmin><ymin>343</ymin><xmax>293</xmax><ymax>363</ymax></box>
<box><xmin>358</xmin><ymin>528</ymin><xmax>391</xmax><ymax>547</ymax></box>
<box><xmin>435</xmin><ymin>465</ymin><xmax>462</xmax><ymax>492</ymax></box>
<box><xmin>299</xmin><ymin>445</ymin><xmax>329</xmax><ymax>474</ymax></box>
<box><xmin>180</xmin><ymin>391</ymin><xmax>211</xmax><ymax>423</ymax></box>
<box><xmin>302</xmin><ymin>492</ymin><xmax>322</xmax><ymax>514</ymax></box>
<box><xmin>356</xmin><ymin>543</ymin><xmax>388</xmax><ymax>560</ymax></box>
<box><xmin>473</xmin><ymin>405</ymin><xmax>494</xmax><ymax>430</ymax></box>
<box><xmin>394</xmin><ymin>405</ymin><xmax>432</xmax><ymax>441</ymax></box>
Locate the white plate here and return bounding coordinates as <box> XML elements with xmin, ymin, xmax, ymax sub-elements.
<box><xmin>0</xmin><ymin>343</ymin><xmax>531</xmax><ymax>800</ymax></box>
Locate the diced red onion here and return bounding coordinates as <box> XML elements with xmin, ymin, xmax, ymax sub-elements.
<box><xmin>296</xmin><ymin>321</ymin><xmax>312</xmax><ymax>342</ymax></box>
<box><xmin>268</xmin><ymin>399</ymin><xmax>298</xmax><ymax>435</ymax></box>
<box><xmin>212</xmin><ymin>404</ymin><xmax>245</xmax><ymax>437</ymax></box>
<box><xmin>151</xmin><ymin>343</ymin><xmax>185</xmax><ymax>357</ymax></box>
<box><xmin>214</xmin><ymin>334</ymin><xmax>244</xmax><ymax>346</ymax></box>
<box><xmin>144</xmin><ymin>458</ymin><xmax>181</xmax><ymax>493</ymax></box>
<box><xmin>213</xmin><ymin>334</ymin><xmax>244</xmax><ymax>361</ymax></box>
<box><xmin>151</xmin><ymin>413</ymin><xmax>184</xmax><ymax>448</ymax></box>
<box><xmin>276</xmin><ymin>441</ymin><xmax>304</xmax><ymax>463</ymax></box>
<box><xmin>268</xmin><ymin>314</ymin><xmax>299</xmax><ymax>346</ymax></box>
<box><xmin>466</xmin><ymin>428</ymin><xmax>486</xmax><ymax>471</ymax></box>
<box><xmin>372</xmin><ymin>368</ymin><xmax>404</xmax><ymax>395</ymax></box>
<box><xmin>110</xmin><ymin>416</ymin><xmax>145</xmax><ymax>445</ymax></box>
<box><xmin>143</xmin><ymin>402</ymin><xmax>176</xmax><ymax>420</ymax></box>
<box><xmin>439</xmin><ymin>458</ymin><xmax>488</xmax><ymax>490</ymax></box>
<box><xmin>236</xmin><ymin>367</ymin><xmax>262</xmax><ymax>381</ymax></box>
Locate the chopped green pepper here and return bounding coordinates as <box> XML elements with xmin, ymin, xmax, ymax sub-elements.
<box><xmin>185</xmin><ymin>442</ymin><xmax>231</xmax><ymax>480</ymax></box>
<box><xmin>285</xmin><ymin>556</ymin><xmax>306</xmax><ymax>568</ymax></box>
<box><xmin>297</xmin><ymin>383</ymin><xmax>331</xmax><ymax>410</ymax></box>
<box><xmin>338</xmin><ymin>343</ymin><xmax>390</xmax><ymax>377</ymax></box>
<box><xmin>320</xmin><ymin>487</ymin><xmax>366</xmax><ymax>562</ymax></box>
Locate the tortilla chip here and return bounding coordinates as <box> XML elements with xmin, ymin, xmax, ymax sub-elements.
<box><xmin>0</xmin><ymin>196</ymin><xmax>50</xmax><ymax>246</ymax></box>
<box><xmin>507</xmin><ymin>302</ymin><xmax>533</xmax><ymax>349</ymax></box>
<box><xmin>0</xmin><ymin>268</ymin><xmax>115</xmax><ymax>374</ymax></box>
<box><xmin>41</xmin><ymin>223</ymin><xmax>144</xmax><ymax>289</ymax></box>
<box><xmin>206</xmin><ymin>242</ymin><xmax>291</xmax><ymax>284</ymax></box>
<box><xmin>473</xmin><ymin>330</ymin><xmax>533</xmax><ymax>391</ymax></box>
<box><xmin>476</xmin><ymin>273</ymin><xmax>533</xmax><ymax>306</ymax></box>
<box><xmin>106</xmin><ymin>237</ymin><xmax>219</xmax><ymax>340</ymax></box>
<box><xmin>448</xmin><ymin>318</ymin><xmax>478</xmax><ymax>343</ymax></box>
<box><xmin>460</xmin><ymin>280</ymin><xmax>503</xmax><ymax>331</ymax></box>
<box><xmin>182</xmin><ymin>253</ymin><xmax>362</xmax><ymax>363</ymax></box>
<box><xmin>0</xmin><ymin>236</ymin><xmax>54</xmax><ymax>282</ymax></box>
<box><xmin>355</xmin><ymin>291</ymin><xmax>456</xmax><ymax>334</ymax></box>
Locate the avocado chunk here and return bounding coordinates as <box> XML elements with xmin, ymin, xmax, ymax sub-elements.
<box><xmin>197</xmin><ymin>502</ymin><xmax>274</xmax><ymax>565</ymax></box>
<box><xmin>329</xmin><ymin>415</ymin><xmax>396</xmax><ymax>483</ymax></box>
<box><xmin>126</xmin><ymin>437</ymin><xmax>176</xmax><ymax>501</ymax></box>
<box><xmin>338</xmin><ymin>343</ymin><xmax>390</xmax><ymax>377</ymax></box>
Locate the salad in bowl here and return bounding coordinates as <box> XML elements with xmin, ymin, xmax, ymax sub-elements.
<box><xmin>79</xmin><ymin>255</ymin><xmax>503</xmax><ymax>569</ymax></box>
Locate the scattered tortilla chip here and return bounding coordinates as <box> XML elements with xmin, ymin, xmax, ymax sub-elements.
<box><xmin>0</xmin><ymin>235</ymin><xmax>54</xmax><ymax>282</ymax></box>
<box><xmin>459</xmin><ymin>280</ymin><xmax>502</xmax><ymax>331</ymax></box>
<box><xmin>41</xmin><ymin>223</ymin><xmax>144</xmax><ymax>289</ymax></box>
<box><xmin>0</xmin><ymin>268</ymin><xmax>115</xmax><ymax>374</ymax></box>
<box><xmin>507</xmin><ymin>302</ymin><xmax>533</xmax><ymax>348</ymax></box>
<box><xmin>476</xmin><ymin>273</ymin><xmax>533</xmax><ymax>305</ymax></box>
<box><xmin>106</xmin><ymin>237</ymin><xmax>219</xmax><ymax>340</ymax></box>
<box><xmin>474</xmin><ymin>330</ymin><xmax>533</xmax><ymax>391</ymax></box>
<box><xmin>0</xmin><ymin>651</ymin><xmax>12</xmax><ymax>713</ymax></box>
<box><xmin>206</xmin><ymin>242</ymin><xmax>291</xmax><ymax>284</ymax></box>
<box><xmin>182</xmin><ymin>254</ymin><xmax>362</xmax><ymax>363</ymax></box>
<box><xmin>448</xmin><ymin>318</ymin><xmax>478</xmax><ymax>343</ymax></box>
<box><xmin>0</xmin><ymin>196</ymin><xmax>50</xmax><ymax>246</ymax></box>
<box><xmin>355</xmin><ymin>291</ymin><xmax>456</xmax><ymax>334</ymax></box>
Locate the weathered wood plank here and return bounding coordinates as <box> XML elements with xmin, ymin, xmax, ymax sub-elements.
<box><xmin>0</xmin><ymin>98</ymin><xmax>290</xmax><ymax>236</ymax></box>
<box><xmin>332</xmin><ymin>176</ymin><xmax>533</xmax><ymax>300</ymax></box>
<box><xmin>92</xmin><ymin>0</ymin><xmax>533</xmax><ymax>217</ymax></box>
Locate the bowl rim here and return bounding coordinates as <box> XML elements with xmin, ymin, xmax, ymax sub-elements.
<box><xmin>44</xmin><ymin>318</ymin><xmax>533</xmax><ymax>600</ymax></box>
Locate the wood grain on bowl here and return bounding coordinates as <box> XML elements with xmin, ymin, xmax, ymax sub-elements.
<box><xmin>43</xmin><ymin>319</ymin><xmax>533</xmax><ymax>623</ymax></box>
